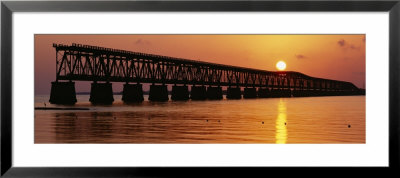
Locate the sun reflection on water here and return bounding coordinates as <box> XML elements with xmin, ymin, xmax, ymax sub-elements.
<box><xmin>275</xmin><ymin>98</ymin><xmax>288</xmax><ymax>144</ymax></box>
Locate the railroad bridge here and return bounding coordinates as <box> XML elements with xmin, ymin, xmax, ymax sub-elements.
<box><xmin>49</xmin><ymin>43</ymin><xmax>363</xmax><ymax>104</ymax></box>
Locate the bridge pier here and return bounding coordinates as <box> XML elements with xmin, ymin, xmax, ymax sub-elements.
<box><xmin>227</xmin><ymin>87</ymin><xmax>242</xmax><ymax>99</ymax></box>
<box><xmin>89</xmin><ymin>82</ymin><xmax>114</xmax><ymax>104</ymax></box>
<box><xmin>283</xmin><ymin>89</ymin><xmax>292</xmax><ymax>97</ymax></box>
<box><xmin>122</xmin><ymin>84</ymin><xmax>144</xmax><ymax>102</ymax></box>
<box><xmin>317</xmin><ymin>90</ymin><xmax>327</xmax><ymax>96</ymax></box>
<box><xmin>270</xmin><ymin>89</ymin><xmax>291</xmax><ymax>97</ymax></box>
<box><xmin>293</xmin><ymin>89</ymin><xmax>313</xmax><ymax>97</ymax></box>
<box><xmin>314</xmin><ymin>89</ymin><xmax>324</xmax><ymax>96</ymax></box>
<box><xmin>49</xmin><ymin>81</ymin><xmax>77</xmax><ymax>104</ymax></box>
<box><xmin>172</xmin><ymin>85</ymin><xmax>189</xmax><ymax>100</ymax></box>
<box><xmin>243</xmin><ymin>88</ymin><xmax>257</xmax><ymax>98</ymax></box>
<box><xmin>191</xmin><ymin>86</ymin><xmax>207</xmax><ymax>100</ymax></box>
<box><xmin>309</xmin><ymin>89</ymin><xmax>318</xmax><ymax>96</ymax></box>
<box><xmin>257</xmin><ymin>88</ymin><xmax>269</xmax><ymax>98</ymax></box>
<box><xmin>269</xmin><ymin>89</ymin><xmax>279</xmax><ymax>97</ymax></box>
<box><xmin>292</xmin><ymin>90</ymin><xmax>301</xmax><ymax>97</ymax></box>
<box><xmin>206</xmin><ymin>86</ymin><xmax>223</xmax><ymax>100</ymax></box>
<box><xmin>331</xmin><ymin>90</ymin><xmax>340</xmax><ymax>96</ymax></box>
<box><xmin>149</xmin><ymin>84</ymin><xmax>169</xmax><ymax>101</ymax></box>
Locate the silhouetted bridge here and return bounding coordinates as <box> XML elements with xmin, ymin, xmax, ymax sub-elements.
<box><xmin>49</xmin><ymin>43</ymin><xmax>363</xmax><ymax>104</ymax></box>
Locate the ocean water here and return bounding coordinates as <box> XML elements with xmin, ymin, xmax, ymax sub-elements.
<box><xmin>34</xmin><ymin>95</ymin><xmax>365</xmax><ymax>143</ymax></box>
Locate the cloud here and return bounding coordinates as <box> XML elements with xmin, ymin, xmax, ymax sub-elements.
<box><xmin>295</xmin><ymin>54</ymin><xmax>306</xmax><ymax>59</ymax></box>
<box><xmin>349</xmin><ymin>44</ymin><xmax>360</xmax><ymax>50</ymax></box>
<box><xmin>337</xmin><ymin>39</ymin><xmax>360</xmax><ymax>50</ymax></box>
<box><xmin>338</xmin><ymin>39</ymin><xmax>346</xmax><ymax>47</ymax></box>
<box><xmin>134</xmin><ymin>39</ymin><xmax>152</xmax><ymax>45</ymax></box>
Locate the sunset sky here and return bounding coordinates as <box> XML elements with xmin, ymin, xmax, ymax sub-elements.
<box><xmin>35</xmin><ymin>34</ymin><xmax>365</xmax><ymax>95</ymax></box>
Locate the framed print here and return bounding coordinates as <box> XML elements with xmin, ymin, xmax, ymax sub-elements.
<box><xmin>1</xmin><ymin>0</ymin><xmax>400</xmax><ymax>177</ymax></box>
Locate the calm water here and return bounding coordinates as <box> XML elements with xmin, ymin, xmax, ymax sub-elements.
<box><xmin>34</xmin><ymin>95</ymin><xmax>365</xmax><ymax>143</ymax></box>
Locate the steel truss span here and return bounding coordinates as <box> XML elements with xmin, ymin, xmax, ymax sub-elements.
<box><xmin>53</xmin><ymin>43</ymin><xmax>359</xmax><ymax>91</ymax></box>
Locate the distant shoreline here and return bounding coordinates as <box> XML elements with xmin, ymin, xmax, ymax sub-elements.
<box><xmin>35</xmin><ymin>107</ymin><xmax>89</xmax><ymax>110</ymax></box>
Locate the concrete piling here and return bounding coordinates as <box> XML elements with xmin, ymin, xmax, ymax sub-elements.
<box><xmin>149</xmin><ymin>84</ymin><xmax>169</xmax><ymax>101</ymax></box>
<box><xmin>190</xmin><ymin>86</ymin><xmax>207</xmax><ymax>100</ymax></box>
<box><xmin>206</xmin><ymin>86</ymin><xmax>223</xmax><ymax>100</ymax></box>
<box><xmin>89</xmin><ymin>82</ymin><xmax>114</xmax><ymax>104</ymax></box>
<box><xmin>243</xmin><ymin>88</ymin><xmax>257</xmax><ymax>98</ymax></box>
<box><xmin>122</xmin><ymin>84</ymin><xmax>144</xmax><ymax>102</ymax></box>
<box><xmin>227</xmin><ymin>87</ymin><xmax>242</xmax><ymax>99</ymax></box>
<box><xmin>49</xmin><ymin>81</ymin><xmax>77</xmax><ymax>105</ymax></box>
<box><xmin>257</xmin><ymin>88</ymin><xmax>269</xmax><ymax>98</ymax></box>
<box><xmin>172</xmin><ymin>85</ymin><xmax>189</xmax><ymax>101</ymax></box>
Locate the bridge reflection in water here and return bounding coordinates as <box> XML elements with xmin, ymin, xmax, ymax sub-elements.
<box><xmin>49</xmin><ymin>43</ymin><xmax>365</xmax><ymax>105</ymax></box>
<box><xmin>275</xmin><ymin>99</ymin><xmax>288</xmax><ymax>144</ymax></box>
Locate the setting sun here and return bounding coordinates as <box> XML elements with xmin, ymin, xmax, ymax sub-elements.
<box><xmin>276</xmin><ymin>61</ymin><xmax>286</xmax><ymax>71</ymax></box>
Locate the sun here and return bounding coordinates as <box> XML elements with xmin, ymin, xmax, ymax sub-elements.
<box><xmin>276</xmin><ymin>61</ymin><xmax>286</xmax><ymax>71</ymax></box>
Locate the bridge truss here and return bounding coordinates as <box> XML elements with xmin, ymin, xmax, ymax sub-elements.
<box><xmin>53</xmin><ymin>43</ymin><xmax>359</xmax><ymax>91</ymax></box>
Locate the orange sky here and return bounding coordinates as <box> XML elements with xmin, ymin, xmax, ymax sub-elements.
<box><xmin>35</xmin><ymin>34</ymin><xmax>365</xmax><ymax>95</ymax></box>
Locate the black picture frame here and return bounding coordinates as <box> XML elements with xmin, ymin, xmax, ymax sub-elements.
<box><xmin>1</xmin><ymin>0</ymin><xmax>399</xmax><ymax>177</ymax></box>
